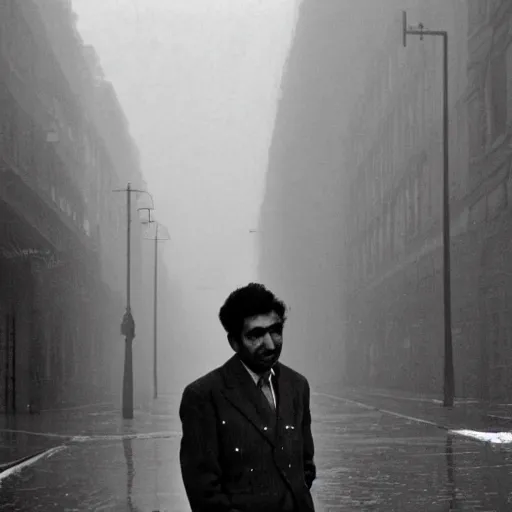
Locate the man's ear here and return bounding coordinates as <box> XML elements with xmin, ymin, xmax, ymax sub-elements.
<box><xmin>228</xmin><ymin>334</ymin><xmax>239</xmax><ymax>353</ymax></box>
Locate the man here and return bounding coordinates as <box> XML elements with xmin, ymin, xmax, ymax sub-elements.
<box><xmin>179</xmin><ymin>283</ymin><xmax>316</xmax><ymax>512</ymax></box>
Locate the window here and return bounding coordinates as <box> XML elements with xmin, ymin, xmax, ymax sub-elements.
<box><xmin>405</xmin><ymin>180</ymin><xmax>410</xmax><ymax>233</ymax></box>
<box><xmin>373</xmin><ymin>227</ymin><xmax>378</xmax><ymax>270</ymax></box>
<box><xmin>398</xmin><ymin>192</ymin><xmax>405</xmax><ymax>252</ymax></box>
<box><xmin>388</xmin><ymin>57</ymin><xmax>394</xmax><ymax>91</ymax></box>
<box><xmin>409</xmin><ymin>176</ymin><xmax>416</xmax><ymax>235</ymax></box>
<box><xmin>408</xmin><ymin>177</ymin><xmax>415</xmax><ymax>236</ymax></box>
<box><xmin>408</xmin><ymin>102</ymin><xmax>415</xmax><ymax>148</ymax></box>
<box><xmin>373</xmin><ymin>172</ymin><xmax>378</xmax><ymax>208</ymax></box>
<box><xmin>394</xmin><ymin>196</ymin><xmax>401</xmax><ymax>254</ymax></box>
<box><xmin>418</xmin><ymin>78</ymin><xmax>425</xmax><ymax>141</ymax></box>
<box><xmin>467</xmin><ymin>93</ymin><xmax>485</xmax><ymax>157</ymax></box>
<box><xmin>378</xmin><ymin>149</ymin><xmax>384</xmax><ymax>203</ymax></box>
<box><xmin>506</xmin><ymin>43</ymin><xmax>512</xmax><ymax>126</ymax></box>
<box><xmin>488</xmin><ymin>0</ymin><xmax>503</xmax><ymax>19</ymax></box>
<box><xmin>414</xmin><ymin>174</ymin><xmax>420</xmax><ymax>232</ymax></box>
<box><xmin>389</xmin><ymin>206</ymin><xmax>395</xmax><ymax>259</ymax></box>
<box><xmin>468</xmin><ymin>0</ymin><xmax>488</xmax><ymax>30</ymax></box>
<box><xmin>362</xmin><ymin>244</ymin><xmax>367</xmax><ymax>279</ymax></box>
<box><xmin>489</xmin><ymin>53</ymin><xmax>507</xmax><ymax>141</ymax></box>
<box><xmin>386</xmin><ymin>208</ymin><xmax>391</xmax><ymax>260</ymax></box>
<box><xmin>378</xmin><ymin>222</ymin><xmax>383</xmax><ymax>264</ymax></box>
<box><xmin>367</xmin><ymin>232</ymin><xmax>372</xmax><ymax>276</ymax></box>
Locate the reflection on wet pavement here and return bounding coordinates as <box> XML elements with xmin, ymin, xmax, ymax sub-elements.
<box><xmin>0</xmin><ymin>393</ymin><xmax>512</xmax><ymax>510</ymax></box>
<box><xmin>311</xmin><ymin>395</ymin><xmax>512</xmax><ymax>511</ymax></box>
<box><xmin>123</xmin><ymin>436</ymin><xmax>142</xmax><ymax>512</ymax></box>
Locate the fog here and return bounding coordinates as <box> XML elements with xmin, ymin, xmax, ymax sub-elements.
<box><xmin>256</xmin><ymin>0</ymin><xmax>470</xmax><ymax>393</ymax></box>
<box><xmin>258</xmin><ymin>0</ymin><xmax>410</xmax><ymax>388</ymax></box>
<box><xmin>71</xmin><ymin>0</ymin><xmax>299</xmax><ymax>390</ymax></box>
<box><xmin>71</xmin><ymin>0</ymin><xmax>446</xmax><ymax>395</ymax></box>
<box><xmin>4</xmin><ymin>1</ymin><xmax>512</xmax><ymax>508</ymax></box>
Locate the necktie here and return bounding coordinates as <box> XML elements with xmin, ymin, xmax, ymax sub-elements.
<box><xmin>258</xmin><ymin>373</ymin><xmax>275</xmax><ymax>412</ymax></box>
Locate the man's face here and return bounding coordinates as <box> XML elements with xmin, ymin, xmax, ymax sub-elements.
<box><xmin>231</xmin><ymin>311</ymin><xmax>284</xmax><ymax>374</ymax></box>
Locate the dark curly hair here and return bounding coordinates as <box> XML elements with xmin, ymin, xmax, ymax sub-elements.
<box><xmin>219</xmin><ymin>283</ymin><xmax>287</xmax><ymax>339</ymax></box>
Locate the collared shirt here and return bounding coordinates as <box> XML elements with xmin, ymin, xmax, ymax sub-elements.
<box><xmin>240</xmin><ymin>359</ymin><xmax>276</xmax><ymax>409</ymax></box>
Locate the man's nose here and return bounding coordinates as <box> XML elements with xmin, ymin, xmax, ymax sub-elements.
<box><xmin>262</xmin><ymin>332</ymin><xmax>275</xmax><ymax>350</ymax></box>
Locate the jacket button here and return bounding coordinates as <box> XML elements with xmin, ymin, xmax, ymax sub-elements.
<box><xmin>263</xmin><ymin>427</ymin><xmax>268</xmax><ymax>431</ymax></box>
<box><xmin>235</xmin><ymin>447</ymin><xmax>240</xmax><ymax>452</ymax></box>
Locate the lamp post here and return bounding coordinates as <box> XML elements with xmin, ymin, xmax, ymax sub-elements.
<box><xmin>113</xmin><ymin>183</ymin><xmax>154</xmax><ymax>419</ymax></box>
<box><xmin>151</xmin><ymin>223</ymin><xmax>170</xmax><ymax>399</ymax></box>
<box><xmin>402</xmin><ymin>11</ymin><xmax>454</xmax><ymax>407</ymax></box>
<box><xmin>139</xmin><ymin>211</ymin><xmax>170</xmax><ymax>400</ymax></box>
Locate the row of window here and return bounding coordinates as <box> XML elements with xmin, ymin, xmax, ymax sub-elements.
<box><xmin>0</xmin><ymin>97</ymin><xmax>91</xmax><ymax>235</ymax></box>
<box><xmin>468</xmin><ymin>42</ymin><xmax>511</xmax><ymax>157</ymax></box>
<box><xmin>1</xmin><ymin>2</ymin><xmax>128</xmax><ymax>252</ymax></box>
<box><xmin>349</xmin><ymin>78</ymin><xmax>443</xmax><ymax>238</ymax></box>
<box><xmin>349</xmin><ymin>153</ymin><xmax>444</xmax><ymax>285</ymax></box>
<box><xmin>345</xmin><ymin>11</ymin><xmax>473</xmax><ymax>287</ymax></box>
<box><xmin>468</xmin><ymin>0</ymin><xmax>504</xmax><ymax>32</ymax></box>
<box><xmin>1</xmin><ymin>2</ymin><xmax>142</xmax><ymax>300</ymax></box>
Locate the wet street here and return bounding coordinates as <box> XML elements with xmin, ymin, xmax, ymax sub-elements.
<box><xmin>1</xmin><ymin>392</ymin><xmax>512</xmax><ymax>511</ymax></box>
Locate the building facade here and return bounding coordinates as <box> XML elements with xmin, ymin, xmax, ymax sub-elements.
<box><xmin>343</xmin><ymin>0</ymin><xmax>512</xmax><ymax>403</ymax></box>
<box><xmin>463</xmin><ymin>0</ymin><xmax>512</xmax><ymax>402</ymax></box>
<box><xmin>0</xmin><ymin>0</ymin><xmax>153</xmax><ymax>412</ymax></box>
<box><xmin>342</xmin><ymin>1</ymin><xmax>471</xmax><ymax>396</ymax></box>
<box><xmin>258</xmin><ymin>0</ymin><xmax>512</xmax><ymax>402</ymax></box>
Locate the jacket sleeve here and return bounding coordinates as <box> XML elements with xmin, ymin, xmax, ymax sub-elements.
<box><xmin>179</xmin><ymin>385</ymin><xmax>237</xmax><ymax>512</ymax></box>
<box><xmin>302</xmin><ymin>379</ymin><xmax>316</xmax><ymax>489</ymax></box>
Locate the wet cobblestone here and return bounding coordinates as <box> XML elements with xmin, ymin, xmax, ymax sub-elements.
<box><xmin>0</xmin><ymin>392</ymin><xmax>511</xmax><ymax>510</ymax></box>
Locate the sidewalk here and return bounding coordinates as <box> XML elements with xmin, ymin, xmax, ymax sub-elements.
<box><xmin>315</xmin><ymin>383</ymin><xmax>512</xmax><ymax>434</ymax></box>
<box><xmin>0</xmin><ymin>393</ymin><xmax>182</xmax><ymax>471</ymax></box>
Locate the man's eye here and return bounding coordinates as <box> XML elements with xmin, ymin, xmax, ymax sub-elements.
<box><xmin>269</xmin><ymin>325</ymin><xmax>283</xmax><ymax>336</ymax></box>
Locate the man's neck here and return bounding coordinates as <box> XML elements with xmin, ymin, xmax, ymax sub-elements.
<box><xmin>238</xmin><ymin>357</ymin><xmax>274</xmax><ymax>381</ymax></box>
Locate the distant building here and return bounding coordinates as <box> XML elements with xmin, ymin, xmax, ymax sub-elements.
<box><xmin>0</xmin><ymin>0</ymin><xmax>153</xmax><ymax>411</ymax></box>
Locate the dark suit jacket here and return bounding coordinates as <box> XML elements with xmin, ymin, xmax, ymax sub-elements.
<box><xmin>179</xmin><ymin>355</ymin><xmax>316</xmax><ymax>512</ymax></box>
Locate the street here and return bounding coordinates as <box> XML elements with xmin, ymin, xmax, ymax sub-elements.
<box><xmin>3</xmin><ymin>1</ymin><xmax>512</xmax><ymax>510</ymax></box>
<box><xmin>1</xmin><ymin>392</ymin><xmax>512</xmax><ymax>511</ymax></box>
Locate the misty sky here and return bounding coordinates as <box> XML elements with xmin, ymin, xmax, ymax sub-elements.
<box><xmin>72</xmin><ymin>0</ymin><xmax>298</xmax><ymax>371</ymax></box>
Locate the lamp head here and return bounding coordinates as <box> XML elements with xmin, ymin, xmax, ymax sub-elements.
<box><xmin>137</xmin><ymin>206</ymin><xmax>154</xmax><ymax>225</ymax></box>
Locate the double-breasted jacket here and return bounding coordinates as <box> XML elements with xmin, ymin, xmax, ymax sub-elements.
<box><xmin>179</xmin><ymin>355</ymin><xmax>316</xmax><ymax>512</ymax></box>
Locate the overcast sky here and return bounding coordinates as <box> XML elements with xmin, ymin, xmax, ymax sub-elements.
<box><xmin>72</xmin><ymin>0</ymin><xmax>298</xmax><ymax>372</ymax></box>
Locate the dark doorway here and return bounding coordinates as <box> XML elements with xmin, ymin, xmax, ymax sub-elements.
<box><xmin>0</xmin><ymin>312</ymin><xmax>16</xmax><ymax>413</ymax></box>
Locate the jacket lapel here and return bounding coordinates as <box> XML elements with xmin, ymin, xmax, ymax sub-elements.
<box><xmin>220</xmin><ymin>356</ymin><xmax>277</xmax><ymax>447</ymax></box>
<box><xmin>273</xmin><ymin>363</ymin><xmax>296</xmax><ymax>430</ymax></box>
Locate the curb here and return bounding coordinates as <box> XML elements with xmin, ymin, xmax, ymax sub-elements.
<box><xmin>0</xmin><ymin>448</ymin><xmax>53</xmax><ymax>473</ymax></box>
<box><xmin>314</xmin><ymin>392</ymin><xmax>448</xmax><ymax>429</ymax></box>
<box><xmin>338</xmin><ymin>387</ymin><xmax>512</xmax><ymax>422</ymax></box>
<box><xmin>315</xmin><ymin>386</ymin><xmax>512</xmax><ymax>427</ymax></box>
<box><xmin>0</xmin><ymin>445</ymin><xmax>66</xmax><ymax>483</ymax></box>
<box><xmin>314</xmin><ymin>391</ymin><xmax>512</xmax><ymax>445</ymax></box>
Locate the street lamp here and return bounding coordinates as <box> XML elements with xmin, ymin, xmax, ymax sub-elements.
<box><xmin>402</xmin><ymin>11</ymin><xmax>454</xmax><ymax>407</ymax></box>
<box><xmin>113</xmin><ymin>183</ymin><xmax>154</xmax><ymax>419</ymax></box>
<box><xmin>140</xmin><ymin>212</ymin><xmax>170</xmax><ymax>400</ymax></box>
